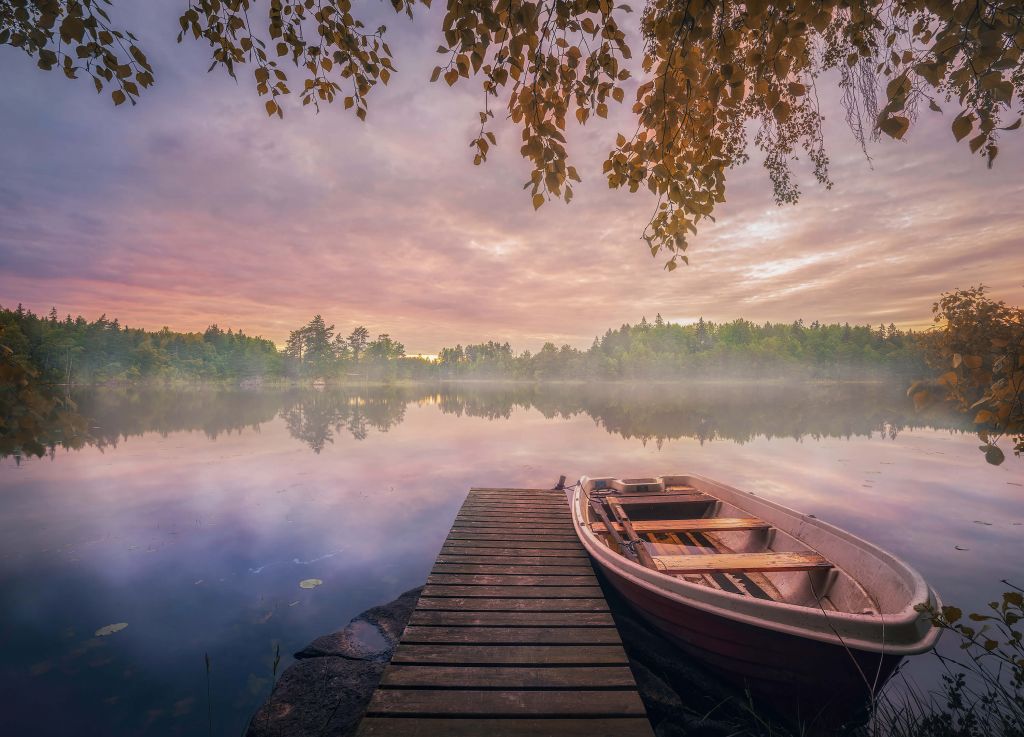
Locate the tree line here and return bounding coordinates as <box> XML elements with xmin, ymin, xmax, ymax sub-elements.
<box><xmin>2</xmin><ymin>288</ymin><xmax>1018</xmax><ymax>465</ymax></box>
<box><xmin>1</xmin><ymin>305</ymin><xmax>929</xmax><ymax>386</ymax></box>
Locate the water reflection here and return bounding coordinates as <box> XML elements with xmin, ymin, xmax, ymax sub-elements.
<box><xmin>10</xmin><ymin>382</ymin><xmax>972</xmax><ymax>460</ymax></box>
<box><xmin>0</xmin><ymin>384</ymin><xmax>1016</xmax><ymax>737</ymax></box>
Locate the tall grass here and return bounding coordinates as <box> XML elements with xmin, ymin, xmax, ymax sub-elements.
<box><xmin>869</xmin><ymin>582</ymin><xmax>1023</xmax><ymax>737</ymax></box>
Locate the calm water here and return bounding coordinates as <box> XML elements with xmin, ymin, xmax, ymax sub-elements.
<box><xmin>1</xmin><ymin>383</ymin><xmax>1021</xmax><ymax>736</ymax></box>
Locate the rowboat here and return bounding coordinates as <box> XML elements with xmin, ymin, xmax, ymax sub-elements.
<box><xmin>571</xmin><ymin>474</ymin><xmax>940</xmax><ymax>716</ymax></box>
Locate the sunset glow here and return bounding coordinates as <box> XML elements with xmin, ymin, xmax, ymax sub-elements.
<box><xmin>1</xmin><ymin>4</ymin><xmax>1021</xmax><ymax>352</ymax></box>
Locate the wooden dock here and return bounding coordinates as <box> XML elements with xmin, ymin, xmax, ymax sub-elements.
<box><xmin>356</xmin><ymin>487</ymin><xmax>655</xmax><ymax>737</ymax></box>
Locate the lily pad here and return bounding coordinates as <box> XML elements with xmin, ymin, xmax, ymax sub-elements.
<box><xmin>95</xmin><ymin>623</ymin><xmax>128</xmax><ymax>637</ymax></box>
<box><xmin>299</xmin><ymin>578</ymin><xmax>323</xmax><ymax>589</ymax></box>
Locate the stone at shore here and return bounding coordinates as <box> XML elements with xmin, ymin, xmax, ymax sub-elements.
<box><xmin>293</xmin><ymin>587</ymin><xmax>421</xmax><ymax>662</ymax></box>
<box><xmin>246</xmin><ymin>586</ymin><xmax>422</xmax><ymax>737</ymax></box>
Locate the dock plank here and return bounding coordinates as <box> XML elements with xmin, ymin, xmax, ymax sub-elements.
<box><xmin>415</xmin><ymin>597</ymin><xmax>609</xmax><ymax>612</ymax></box>
<box><xmin>431</xmin><ymin>564</ymin><xmax>594</xmax><ymax>576</ymax></box>
<box><xmin>400</xmin><ymin>626</ymin><xmax>621</xmax><ymax>645</ymax></box>
<box><xmin>366</xmin><ymin>689</ymin><xmax>647</xmax><ymax>716</ymax></box>
<box><xmin>358</xmin><ymin>718</ymin><xmax>655</xmax><ymax>737</ymax></box>
<box><xmin>408</xmin><ymin>610</ymin><xmax>615</xmax><ymax>627</ymax></box>
<box><xmin>391</xmin><ymin>644</ymin><xmax>629</xmax><ymax>665</ymax></box>
<box><xmin>422</xmin><ymin>585</ymin><xmax>605</xmax><ymax>598</ymax></box>
<box><xmin>427</xmin><ymin>574</ymin><xmax>597</xmax><ymax>586</ymax></box>
<box><xmin>380</xmin><ymin>665</ymin><xmax>636</xmax><ymax>689</ymax></box>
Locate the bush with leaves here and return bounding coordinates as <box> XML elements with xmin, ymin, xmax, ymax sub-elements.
<box><xmin>904</xmin><ymin>585</ymin><xmax>1024</xmax><ymax>737</ymax></box>
<box><xmin>909</xmin><ymin>286</ymin><xmax>1024</xmax><ymax>465</ymax></box>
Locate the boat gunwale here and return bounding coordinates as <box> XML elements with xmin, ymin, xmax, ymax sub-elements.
<box><xmin>572</xmin><ymin>474</ymin><xmax>941</xmax><ymax>655</ymax></box>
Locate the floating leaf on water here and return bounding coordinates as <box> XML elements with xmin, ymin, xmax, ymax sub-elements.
<box><xmin>95</xmin><ymin>623</ymin><xmax>128</xmax><ymax>637</ymax></box>
<box><xmin>973</xmin><ymin>520</ymin><xmax>993</xmax><ymax>526</ymax></box>
<box><xmin>299</xmin><ymin>578</ymin><xmax>323</xmax><ymax>589</ymax></box>
<box><xmin>954</xmin><ymin>545</ymin><xmax>970</xmax><ymax>551</ymax></box>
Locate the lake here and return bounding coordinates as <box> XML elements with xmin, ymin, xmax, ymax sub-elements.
<box><xmin>1</xmin><ymin>383</ymin><xmax>1021</xmax><ymax>736</ymax></box>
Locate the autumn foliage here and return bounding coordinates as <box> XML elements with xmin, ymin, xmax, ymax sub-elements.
<box><xmin>910</xmin><ymin>286</ymin><xmax>1024</xmax><ymax>465</ymax></box>
<box><xmin>3</xmin><ymin>1</ymin><xmax>1023</xmax><ymax>265</ymax></box>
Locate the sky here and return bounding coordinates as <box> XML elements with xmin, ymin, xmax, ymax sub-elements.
<box><xmin>1</xmin><ymin>4</ymin><xmax>1022</xmax><ymax>353</ymax></box>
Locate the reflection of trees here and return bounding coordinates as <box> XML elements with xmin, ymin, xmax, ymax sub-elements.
<box><xmin>2</xmin><ymin>382</ymin><xmax>973</xmax><ymax>460</ymax></box>
<box><xmin>436</xmin><ymin>382</ymin><xmax>972</xmax><ymax>447</ymax></box>
<box><xmin>279</xmin><ymin>389</ymin><xmax>408</xmax><ymax>452</ymax></box>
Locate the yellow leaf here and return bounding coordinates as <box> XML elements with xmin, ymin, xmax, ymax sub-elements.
<box><xmin>952</xmin><ymin>114</ymin><xmax>972</xmax><ymax>142</ymax></box>
<box><xmin>879</xmin><ymin>115</ymin><xmax>910</xmax><ymax>140</ymax></box>
<box><xmin>974</xmin><ymin>410</ymin><xmax>996</xmax><ymax>424</ymax></box>
<box><xmin>532</xmin><ymin>193</ymin><xmax>544</xmax><ymax>210</ymax></box>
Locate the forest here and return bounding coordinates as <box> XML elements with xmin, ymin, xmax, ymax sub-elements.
<box><xmin>1</xmin><ymin>304</ymin><xmax>927</xmax><ymax>385</ymax></box>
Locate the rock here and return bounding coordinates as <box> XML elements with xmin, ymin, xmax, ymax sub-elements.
<box><xmin>294</xmin><ymin>586</ymin><xmax>422</xmax><ymax>662</ymax></box>
<box><xmin>246</xmin><ymin>656</ymin><xmax>384</xmax><ymax>737</ymax></box>
<box><xmin>247</xmin><ymin>586</ymin><xmax>423</xmax><ymax>737</ymax></box>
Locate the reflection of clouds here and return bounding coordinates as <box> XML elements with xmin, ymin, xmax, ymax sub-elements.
<box><xmin>1</xmin><ymin>10</ymin><xmax>1022</xmax><ymax>350</ymax></box>
<box><xmin>0</xmin><ymin>393</ymin><xmax>1022</xmax><ymax>734</ymax></box>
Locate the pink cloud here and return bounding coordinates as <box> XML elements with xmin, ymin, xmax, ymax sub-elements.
<box><xmin>1</xmin><ymin>6</ymin><xmax>1022</xmax><ymax>352</ymax></box>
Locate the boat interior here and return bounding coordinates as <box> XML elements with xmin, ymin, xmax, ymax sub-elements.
<box><xmin>583</xmin><ymin>475</ymin><xmax>883</xmax><ymax>615</ymax></box>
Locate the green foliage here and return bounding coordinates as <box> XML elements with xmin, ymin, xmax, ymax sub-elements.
<box><xmin>908</xmin><ymin>286</ymin><xmax>1024</xmax><ymax>465</ymax></box>
<box><xmin>438</xmin><ymin>317</ymin><xmax>927</xmax><ymax>381</ymax></box>
<box><xmin>0</xmin><ymin>304</ymin><xmax>282</xmax><ymax>386</ymax></box>
<box><xmin>0</xmin><ymin>314</ymin><xmax>87</xmax><ymax>459</ymax></box>
<box><xmin>6</xmin><ymin>1</ymin><xmax>1022</xmax><ymax>264</ymax></box>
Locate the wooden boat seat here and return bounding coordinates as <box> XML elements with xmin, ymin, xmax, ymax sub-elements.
<box><xmin>652</xmin><ymin>551</ymin><xmax>831</xmax><ymax>574</ymax></box>
<box><xmin>612</xmin><ymin>492</ymin><xmax>713</xmax><ymax>506</ymax></box>
<box><xmin>590</xmin><ymin>517</ymin><xmax>770</xmax><ymax>535</ymax></box>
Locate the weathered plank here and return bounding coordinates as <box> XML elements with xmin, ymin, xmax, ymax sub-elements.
<box><xmin>439</xmin><ymin>539</ymin><xmax>581</xmax><ymax>550</ymax></box>
<box><xmin>430</xmin><ymin>564</ymin><xmax>594</xmax><ymax>576</ymax></box>
<box><xmin>440</xmin><ymin>546</ymin><xmax>588</xmax><ymax>558</ymax></box>
<box><xmin>653</xmin><ymin>550</ymin><xmax>832</xmax><ymax>573</ymax></box>
<box><xmin>366</xmin><ymin>689</ymin><xmax>646</xmax><ymax>716</ymax></box>
<box><xmin>408</xmin><ymin>610</ymin><xmax>615</xmax><ymax>627</ymax></box>
<box><xmin>446</xmin><ymin>532</ymin><xmax>581</xmax><ymax>543</ymax></box>
<box><xmin>380</xmin><ymin>665</ymin><xmax>636</xmax><ymax>689</ymax></box>
<box><xmin>615</xmin><ymin>492</ymin><xmax>713</xmax><ymax>506</ymax></box>
<box><xmin>435</xmin><ymin>554</ymin><xmax>591</xmax><ymax>566</ymax></box>
<box><xmin>426</xmin><ymin>574</ymin><xmax>597</xmax><ymax>586</ymax></box>
<box><xmin>422</xmin><ymin>585</ymin><xmax>605</xmax><ymax>599</ymax></box>
<box><xmin>400</xmin><ymin>626</ymin><xmax>621</xmax><ymax>645</ymax></box>
<box><xmin>591</xmin><ymin>517</ymin><xmax>769</xmax><ymax>534</ymax></box>
<box><xmin>451</xmin><ymin>520</ymin><xmax>573</xmax><ymax>529</ymax></box>
<box><xmin>415</xmin><ymin>597</ymin><xmax>609</xmax><ymax>612</ymax></box>
<box><xmin>358</xmin><ymin>717</ymin><xmax>654</xmax><ymax>737</ymax></box>
<box><xmin>458</xmin><ymin>511</ymin><xmax>573</xmax><ymax>517</ymax></box>
<box><xmin>455</xmin><ymin>511</ymin><xmax>571</xmax><ymax>520</ymax></box>
<box><xmin>391</xmin><ymin>644</ymin><xmax>629</xmax><ymax>665</ymax></box>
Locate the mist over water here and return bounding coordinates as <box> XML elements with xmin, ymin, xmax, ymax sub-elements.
<box><xmin>1</xmin><ymin>383</ymin><xmax>1020</xmax><ymax>736</ymax></box>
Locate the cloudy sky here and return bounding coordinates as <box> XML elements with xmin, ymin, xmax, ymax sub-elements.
<box><xmin>1</xmin><ymin>4</ymin><xmax>1021</xmax><ymax>353</ymax></box>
